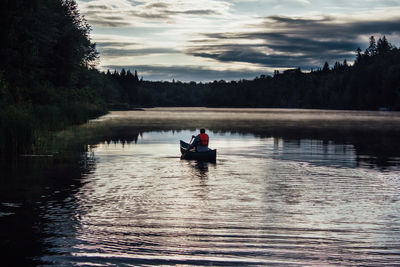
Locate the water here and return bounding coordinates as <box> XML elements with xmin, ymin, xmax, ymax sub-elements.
<box><xmin>1</xmin><ymin>108</ymin><xmax>400</xmax><ymax>266</ymax></box>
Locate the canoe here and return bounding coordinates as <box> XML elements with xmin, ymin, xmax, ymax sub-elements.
<box><xmin>180</xmin><ymin>140</ymin><xmax>216</xmax><ymax>162</ymax></box>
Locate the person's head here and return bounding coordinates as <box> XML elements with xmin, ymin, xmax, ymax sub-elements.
<box><xmin>200</xmin><ymin>128</ymin><xmax>206</xmax><ymax>134</ymax></box>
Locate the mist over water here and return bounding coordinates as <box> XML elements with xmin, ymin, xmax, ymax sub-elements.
<box><xmin>2</xmin><ymin>108</ymin><xmax>400</xmax><ymax>265</ymax></box>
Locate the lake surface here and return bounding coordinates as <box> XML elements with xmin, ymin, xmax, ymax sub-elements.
<box><xmin>1</xmin><ymin>108</ymin><xmax>400</xmax><ymax>266</ymax></box>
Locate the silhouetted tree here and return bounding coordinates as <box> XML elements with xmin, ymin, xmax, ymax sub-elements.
<box><xmin>322</xmin><ymin>62</ymin><xmax>330</xmax><ymax>72</ymax></box>
<box><xmin>366</xmin><ymin>36</ymin><xmax>377</xmax><ymax>56</ymax></box>
<box><xmin>377</xmin><ymin>36</ymin><xmax>391</xmax><ymax>55</ymax></box>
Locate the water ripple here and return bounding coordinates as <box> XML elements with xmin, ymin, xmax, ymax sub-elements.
<box><xmin>40</xmin><ymin>131</ymin><xmax>400</xmax><ymax>266</ymax></box>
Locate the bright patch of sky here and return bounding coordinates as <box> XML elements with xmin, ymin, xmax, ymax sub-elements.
<box><xmin>77</xmin><ymin>0</ymin><xmax>400</xmax><ymax>81</ymax></box>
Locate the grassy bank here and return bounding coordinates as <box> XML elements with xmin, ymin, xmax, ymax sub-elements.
<box><xmin>0</xmin><ymin>102</ymin><xmax>106</xmax><ymax>159</ymax></box>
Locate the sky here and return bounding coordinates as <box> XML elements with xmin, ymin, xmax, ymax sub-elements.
<box><xmin>76</xmin><ymin>0</ymin><xmax>400</xmax><ymax>81</ymax></box>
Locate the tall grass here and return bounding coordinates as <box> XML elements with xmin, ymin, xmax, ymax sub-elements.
<box><xmin>0</xmin><ymin>105</ymin><xmax>34</xmax><ymax>157</ymax></box>
<box><xmin>0</xmin><ymin>102</ymin><xmax>106</xmax><ymax>160</ymax></box>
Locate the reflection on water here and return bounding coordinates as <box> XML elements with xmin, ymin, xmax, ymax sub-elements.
<box><xmin>1</xmin><ymin>108</ymin><xmax>400</xmax><ymax>265</ymax></box>
<box><xmin>272</xmin><ymin>139</ymin><xmax>357</xmax><ymax>168</ymax></box>
<box><xmin>39</xmin><ymin>128</ymin><xmax>400</xmax><ymax>266</ymax></box>
<box><xmin>189</xmin><ymin>161</ymin><xmax>211</xmax><ymax>178</ymax></box>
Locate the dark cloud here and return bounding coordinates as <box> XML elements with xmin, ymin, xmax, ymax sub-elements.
<box><xmin>259</xmin><ymin>16</ymin><xmax>400</xmax><ymax>38</ymax></box>
<box><xmin>127</xmin><ymin>10</ymin><xmax>170</xmax><ymax>20</ymax></box>
<box><xmin>190</xmin><ymin>50</ymin><xmax>322</xmax><ymax>69</ymax></box>
<box><xmin>82</xmin><ymin>11</ymin><xmax>132</xmax><ymax>26</ymax></box>
<box><xmin>103</xmin><ymin>65</ymin><xmax>264</xmax><ymax>82</ymax></box>
<box><xmin>82</xmin><ymin>1</ymin><xmax>219</xmax><ymax>27</ymax></box>
<box><xmin>101</xmin><ymin>16</ymin><xmax>128</xmax><ymax>21</ymax></box>
<box><xmin>87</xmin><ymin>19</ymin><xmax>131</xmax><ymax>27</ymax></box>
<box><xmin>86</xmin><ymin>4</ymin><xmax>110</xmax><ymax>10</ymax></box>
<box><xmin>96</xmin><ymin>41</ymin><xmax>139</xmax><ymax>48</ymax></box>
<box><xmin>98</xmin><ymin>47</ymin><xmax>180</xmax><ymax>57</ymax></box>
<box><xmin>186</xmin><ymin>15</ymin><xmax>400</xmax><ymax>69</ymax></box>
<box><xmin>127</xmin><ymin>8</ymin><xmax>219</xmax><ymax>20</ymax></box>
<box><xmin>175</xmin><ymin>9</ymin><xmax>219</xmax><ymax>15</ymax></box>
<box><xmin>264</xmin><ymin>15</ymin><xmax>333</xmax><ymax>28</ymax></box>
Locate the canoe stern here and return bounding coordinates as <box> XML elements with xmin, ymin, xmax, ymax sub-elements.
<box><xmin>180</xmin><ymin>140</ymin><xmax>216</xmax><ymax>162</ymax></box>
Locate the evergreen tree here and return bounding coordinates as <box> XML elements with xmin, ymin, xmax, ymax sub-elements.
<box><xmin>377</xmin><ymin>36</ymin><xmax>391</xmax><ymax>56</ymax></box>
<box><xmin>322</xmin><ymin>62</ymin><xmax>330</xmax><ymax>72</ymax></box>
<box><xmin>366</xmin><ymin>36</ymin><xmax>377</xmax><ymax>56</ymax></box>
<box><xmin>356</xmin><ymin>47</ymin><xmax>362</xmax><ymax>63</ymax></box>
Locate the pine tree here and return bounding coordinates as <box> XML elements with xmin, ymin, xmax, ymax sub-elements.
<box><xmin>322</xmin><ymin>62</ymin><xmax>330</xmax><ymax>72</ymax></box>
<box><xmin>120</xmin><ymin>69</ymin><xmax>126</xmax><ymax>77</ymax></box>
<box><xmin>366</xmin><ymin>36</ymin><xmax>377</xmax><ymax>56</ymax></box>
<box><xmin>377</xmin><ymin>36</ymin><xmax>391</xmax><ymax>56</ymax></box>
<box><xmin>333</xmin><ymin>62</ymin><xmax>341</xmax><ymax>70</ymax></box>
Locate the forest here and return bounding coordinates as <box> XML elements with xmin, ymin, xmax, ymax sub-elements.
<box><xmin>0</xmin><ymin>0</ymin><xmax>138</xmax><ymax>157</ymax></box>
<box><xmin>1</xmin><ymin>0</ymin><xmax>400</xmax><ymax>157</ymax></box>
<box><xmin>137</xmin><ymin>36</ymin><xmax>400</xmax><ymax>110</ymax></box>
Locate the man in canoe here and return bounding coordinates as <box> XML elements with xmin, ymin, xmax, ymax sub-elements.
<box><xmin>188</xmin><ymin>128</ymin><xmax>209</xmax><ymax>152</ymax></box>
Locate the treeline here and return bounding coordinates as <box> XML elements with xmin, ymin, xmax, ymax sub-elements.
<box><xmin>138</xmin><ymin>36</ymin><xmax>400</xmax><ymax>110</ymax></box>
<box><xmin>0</xmin><ymin>0</ymin><xmax>140</xmax><ymax>157</ymax></box>
<box><xmin>103</xmin><ymin>69</ymin><xmax>140</xmax><ymax>109</ymax></box>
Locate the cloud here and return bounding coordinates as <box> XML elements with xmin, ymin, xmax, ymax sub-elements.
<box><xmin>79</xmin><ymin>0</ymin><xmax>229</xmax><ymax>27</ymax></box>
<box><xmin>85</xmin><ymin>4</ymin><xmax>110</xmax><ymax>9</ymax></box>
<box><xmin>82</xmin><ymin>10</ymin><xmax>132</xmax><ymax>26</ymax></box>
<box><xmin>125</xmin><ymin>8</ymin><xmax>219</xmax><ymax>20</ymax></box>
<box><xmin>260</xmin><ymin>16</ymin><xmax>400</xmax><ymax>37</ymax></box>
<box><xmin>98</xmin><ymin>47</ymin><xmax>180</xmax><ymax>57</ymax></box>
<box><xmin>186</xmin><ymin>15</ymin><xmax>400</xmax><ymax>69</ymax></box>
<box><xmin>86</xmin><ymin>19</ymin><xmax>132</xmax><ymax>27</ymax></box>
<box><xmin>145</xmin><ymin>2</ymin><xmax>169</xmax><ymax>9</ymax></box>
<box><xmin>77</xmin><ymin>0</ymin><xmax>400</xmax><ymax>81</ymax></box>
<box><xmin>103</xmin><ymin>65</ymin><xmax>264</xmax><ymax>81</ymax></box>
<box><xmin>175</xmin><ymin>9</ymin><xmax>219</xmax><ymax>15</ymax></box>
<box><xmin>96</xmin><ymin>41</ymin><xmax>139</xmax><ymax>48</ymax></box>
<box><xmin>297</xmin><ymin>0</ymin><xmax>310</xmax><ymax>4</ymax></box>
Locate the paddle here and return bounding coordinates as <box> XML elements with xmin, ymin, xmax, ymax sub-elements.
<box><xmin>181</xmin><ymin>136</ymin><xmax>194</xmax><ymax>159</ymax></box>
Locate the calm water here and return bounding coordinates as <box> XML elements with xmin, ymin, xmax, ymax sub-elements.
<box><xmin>1</xmin><ymin>108</ymin><xmax>400</xmax><ymax>266</ymax></box>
